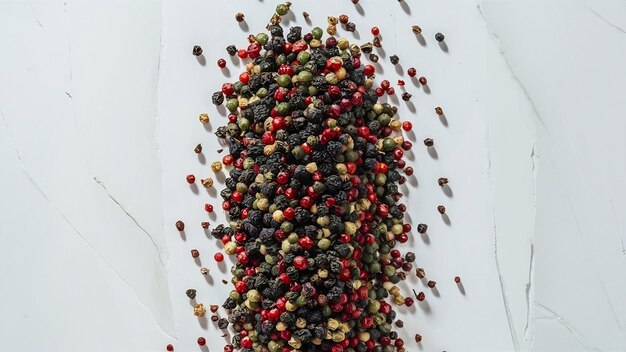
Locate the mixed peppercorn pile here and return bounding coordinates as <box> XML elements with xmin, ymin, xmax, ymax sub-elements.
<box><xmin>172</xmin><ymin>2</ymin><xmax>457</xmax><ymax>352</ymax></box>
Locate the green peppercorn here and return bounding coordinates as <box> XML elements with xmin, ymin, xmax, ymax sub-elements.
<box><xmin>255</xmin><ymin>33</ymin><xmax>269</xmax><ymax>46</ymax></box>
<box><xmin>276</xmin><ymin>74</ymin><xmax>292</xmax><ymax>88</ymax></box>
<box><xmin>276</xmin><ymin>3</ymin><xmax>289</xmax><ymax>16</ymax></box>
<box><xmin>311</xmin><ymin>27</ymin><xmax>323</xmax><ymax>40</ymax></box>
<box><xmin>226</xmin><ymin>98</ymin><xmax>238</xmax><ymax>112</ymax></box>
<box><xmin>382</xmin><ymin>138</ymin><xmax>397</xmax><ymax>152</ymax></box>
<box><xmin>297</xmin><ymin>51</ymin><xmax>311</xmax><ymax>64</ymax></box>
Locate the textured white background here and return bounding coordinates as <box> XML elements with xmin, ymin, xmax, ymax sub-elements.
<box><xmin>1</xmin><ymin>0</ymin><xmax>625</xmax><ymax>351</ymax></box>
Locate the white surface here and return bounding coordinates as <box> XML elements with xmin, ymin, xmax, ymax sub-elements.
<box><xmin>0</xmin><ymin>1</ymin><xmax>624</xmax><ymax>351</ymax></box>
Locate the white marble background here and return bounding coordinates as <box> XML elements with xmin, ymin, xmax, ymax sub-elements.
<box><xmin>1</xmin><ymin>0</ymin><xmax>625</xmax><ymax>351</ymax></box>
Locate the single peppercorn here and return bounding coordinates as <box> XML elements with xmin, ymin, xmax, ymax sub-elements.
<box><xmin>226</xmin><ymin>45</ymin><xmax>237</xmax><ymax>56</ymax></box>
<box><xmin>186</xmin><ymin>289</ymin><xmax>196</xmax><ymax>300</ymax></box>
<box><xmin>339</xmin><ymin>14</ymin><xmax>349</xmax><ymax>24</ymax></box>
<box><xmin>438</xmin><ymin>177</ymin><xmax>449</xmax><ymax>186</ymax></box>
<box><xmin>404</xmin><ymin>297</ymin><xmax>415</xmax><ymax>306</ymax></box>
<box><xmin>197</xmin><ymin>337</ymin><xmax>206</xmax><ymax>346</ymax></box>
<box><xmin>235</xmin><ymin>12</ymin><xmax>245</xmax><ymax>22</ymax></box>
<box><xmin>211</xmin><ymin>315</ymin><xmax>219</xmax><ymax>322</ymax></box>
<box><xmin>192</xmin><ymin>45</ymin><xmax>203</xmax><ymax>56</ymax></box>
<box><xmin>194</xmin><ymin>144</ymin><xmax>202</xmax><ymax>154</ymax></box>
<box><xmin>428</xmin><ymin>280</ymin><xmax>437</xmax><ymax>288</ymax></box>
<box><xmin>302</xmin><ymin>11</ymin><xmax>309</xmax><ymax>19</ymax></box>
<box><xmin>417</xmin><ymin>223</ymin><xmax>428</xmax><ymax>234</ymax></box>
<box><xmin>435</xmin><ymin>106</ymin><xmax>444</xmax><ymax>115</ymax></box>
<box><xmin>405</xmin><ymin>252</ymin><xmax>416</xmax><ymax>262</ymax></box>
<box><xmin>214</xmin><ymin>253</ymin><xmax>224</xmax><ymax>262</ymax></box>
<box><xmin>210</xmin><ymin>304</ymin><xmax>219</xmax><ymax>313</ymax></box>
<box><xmin>372</xmin><ymin>37</ymin><xmax>381</xmax><ymax>47</ymax></box>
<box><xmin>218</xmin><ymin>318</ymin><xmax>229</xmax><ymax>329</ymax></box>
<box><xmin>390</xmin><ymin>55</ymin><xmax>399</xmax><ymax>65</ymax></box>
<box><xmin>395</xmin><ymin>320</ymin><xmax>404</xmax><ymax>328</ymax></box>
<box><xmin>455</xmin><ymin>276</ymin><xmax>462</xmax><ymax>284</ymax></box>
<box><xmin>402</xmin><ymin>92</ymin><xmax>412</xmax><ymax>101</ymax></box>
<box><xmin>175</xmin><ymin>220</ymin><xmax>184</xmax><ymax>232</ymax></box>
<box><xmin>415</xmin><ymin>334</ymin><xmax>422</xmax><ymax>343</ymax></box>
<box><xmin>186</xmin><ymin>174</ymin><xmax>195</xmax><ymax>184</ymax></box>
<box><xmin>404</xmin><ymin>167</ymin><xmax>414</xmax><ymax>176</ymax></box>
<box><xmin>204</xmin><ymin>203</ymin><xmax>214</xmax><ymax>213</ymax></box>
<box><xmin>419</xmin><ymin>76</ymin><xmax>428</xmax><ymax>85</ymax></box>
<box><xmin>438</xmin><ymin>205</ymin><xmax>446</xmax><ymax>214</ymax></box>
<box><xmin>416</xmin><ymin>268</ymin><xmax>426</xmax><ymax>278</ymax></box>
<box><xmin>369</xmin><ymin>53</ymin><xmax>379</xmax><ymax>63</ymax></box>
<box><xmin>407</xmin><ymin>67</ymin><xmax>417</xmax><ymax>77</ymax></box>
<box><xmin>345</xmin><ymin>22</ymin><xmax>356</xmax><ymax>32</ymax></box>
<box><xmin>199</xmin><ymin>113</ymin><xmax>209</xmax><ymax>124</ymax></box>
<box><xmin>211</xmin><ymin>161</ymin><xmax>223</xmax><ymax>173</ymax></box>
<box><xmin>424</xmin><ymin>138</ymin><xmax>434</xmax><ymax>147</ymax></box>
<box><xmin>201</xmin><ymin>177</ymin><xmax>213</xmax><ymax>188</ymax></box>
<box><xmin>191</xmin><ymin>249</ymin><xmax>200</xmax><ymax>258</ymax></box>
<box><xmin>166</xmin><ymin>344</ymin><xmax>174</xmax><ymax>351</ymax></box>
<box><xmin>412</xmin><ymin>25</ymin><xmax>422</xmax><ymax>34</ymax></box>
<box><xmin>217</xmin><ymin>58</ymin><xmax>226</xmax><ymax>68</ymax></box>
<box><xmin>371</xmin><ymin>27</ymin><xmax>380</xmax><ymax>36</ymax></box>
<box><xmin>352</xmin><ymin>0</ymin><xmax>359</xmax><ymax>3</ymax></box>
<box><xmin>435</xmin><ymin>32</ymin><xmax>445</xmax><ymax>42</ymax></box>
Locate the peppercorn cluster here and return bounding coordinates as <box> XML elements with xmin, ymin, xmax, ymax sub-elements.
<box><xmin>209</xmin><ymin>20</ymin><xmax>415</xmax><ymax>352</ymax></box>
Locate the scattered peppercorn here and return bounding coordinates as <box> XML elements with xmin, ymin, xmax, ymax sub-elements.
<box><xmin>415</xmin><ymin>334</ymin><xmax>423</xmax><ymax>343</ymax></box>
<box><xmin>186</xmin><ymin>289</ymin><xmax>196</xmax><ymax>300</ymax></box>
<box><xmin>416</xmin><ymin>268</ymin><xmax>426</xmax><ymax>278</ymax></box>
<box><xmin>369</xmin><ymin>53</ymin><xmax>379</xmax><ymax>63</ymax></box>
<box><xmin>210</xmin><ymin>304</ymin><xmax>219</xmax><ymax>313</ymax></box>
<box><xmin>201</xmin><ymin>267</ymin><xmax>209</xmax><ymax>275</ymax></box>
<box><xmin>197</xmin><ymin>337</ymin><xmax>206</xmax><ymax>346</ymax></box>
<box><xmin>419</xmin><ymin>76</ymin><xmax>428</xmax><ymax>85</ymax></box>
<box><xmin>395</xmin><ymin>320</ymin><xmax>404</xmax><ymax>328</ymax></box>
<box><xmin>345</xmin><ymin>22</ymin><xmax>356</xmax><ymax>32</ymax></box>
<box><xmin>166</xmin><ymin>344</ymin><xmax>174</xmax><ymax>351</ymax></box>
<box><xmin>390</xmin><ymin>55</ymin><xmax>399</xmax><ymax>65</ymax></box>
<box><xmin>193</xmin><ymin>303</ymin><xmax>206</xmax><ymax>317</ymax></box>
<box><xmin>211</xmin><ymin>161</ymin><xmax>223</xmax><ymax>173</ymax></box>
<box><xmin>217</xmin><ymin>318</ymin><xmax>229</xmax><ymax>329</ymax></box>
<box><xmin>435</xmin><ymin>32</ymin><xmax>445</xmax><ymax>42</ymax></box>
<box><xmin>455</xmin><ymin>276</ymin><xmax>462</xmax><ymax>283</ymax></box>
<box><xmin>417</xmin><ymin>223</ymin><xmax>428</xmax><ymax>234</ymax></box>
<box><xmin>435</xmin><ymin>106</ymin><xmax>444</xmax><ymax>115</ymax></box>
<box><xmin>424</xmin><ymin>138</ymin><xmax>434</xmax><ymax>147</ymax></box>
<box><xmin>372</xmin><ymin>36</ymin><xmax>382</xmax><ymax>47</ymax></box>
<box><xmin>217</xmin><ymin>58</ymin><xmax>226</xmax><ymax>68</ymax></box>
<box><xmin>192</xmin><ymin>45</ymin><xmax>203</xmax><ymax>56</ymax></box>
<box><xmin>428</xmin><ymin>280</ymin><xmax>437</xmax><ymax>288</ymax></box>
<box><xmin>438</xmin><ymin>205</ymin><xmax>446</xmax><ymax>214</ymax></box>
<box><xmin>194</xmin><ymin>144</ymin><xmax>202</xmax><ymax>153</ymax></box>
<box><xmin>407</xmin><ymin>67</ymin><xmax>417</xmax><ymax>77</ymax></box>
<box><xmin>175</xmin><ymin>220</ymin><xmax>184</xmax><ymax>232</ymax></box>
<box><xmin>412</xmin><ymin>25</ymin><xmax>422</xmax><ymax>35</ymax></box>
<box><xmin>226</xmin><ymin>45</ymin><xmax>237</xmax><ymax>56</ymax></box>
<box><xmin>201</xmin><ymin>221</ymin><xmax>209</xmax><ymax>229</ymax></box>
<box><xmin>402</xmin><ymin>92</ymin><xmax>412</xmax><ymax>101</ymax></box>
<box><xmin>214</xmin><ymin>253</ymin><xmax>224</xmax><ymax>262</ymax></box>
<box><xmin>438</xmin><ymin>177</ymin><xmax>449</xmax><ymax>186</ymax></box>
<box><xmin>211</xmin><ymin>315</ymin><xmax>219</xmax><ymax>322</ymax></box>
<box><xmin>198</xmin><ymin>113</ymin><xmax>209</xmax><ymax>124</ymax></box>
<box><xmin>201</xmin><ymin>177</ymin><xmax>213</xmax><ymax>188</ymax></box>
<box><xmin>302</xmin><ymin>11</ymin><xmax>309</xmax><ymax>19</ymax></box>
<box><xmin>191</xmin><ymin>249</ymin><xmax>200</xmax><ymax>258</ymax></box>
<box><xmin>186</xmin><ymin>174</ymin><xmax>195</xmax><ymax>184</ymax></box>
<box><xmin>339</xmin><ymin>14</ymin><xmax>349</xmax><ymax>24</ymax></box>
<box><xmin>235</xmin><ymin>12</ymin><xmax>245</xmax><ymax>22</ymax></box>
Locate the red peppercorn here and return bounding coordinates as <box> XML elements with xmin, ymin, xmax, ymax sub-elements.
<box><xmin>363</xmin><ymin>64</ymin><xmax>375</xmax><ymax>76</ymax></box>
<box><xmin>186</xmin><ymin>174</ymin><xmax>195</xmax><ymax>184</ymax></box>
<box><xmin>375</xmin><ymin>87</ymin><xmax>384</xmax><ymax>97</ymax></box>
<box><xmin>455</xmin><ymin>276</ymin><xmax>462</xmax><ymax>283</ymax></box>
<box><xmin>217</xmin><ymin>58</ymin><xmax>226</xmax><ymax>68</ymax></box>
<box><xmin>397</xmin><ymin>79</ymin><xmax>405</xmax><ymax>86</ymax></box>
<box><xmin>404</xmin><ymin>297</ymin><xmax>414</xmax><ymax>307</ymax></box>
<box><xmin>419</xmin><ymin>76</ymin><xmax>428</xmax><ymax>85</ymax></box>
<box><xmin>404</xmin><ymin>167</ymin><xmax>414</xmax><ymax>176</ymax></box>
<box><xmin>397</xmin><ymin>159</ymin><xmax>406</xmax><ymax>168</ymax></box>
<box><xmin>407</xmin><ymin>67</ymin><xmax>417</xmax><ymax>77</ymax></box>
<box><xmin>224</xmin><ymin>345</ymin><xmax>234</xmax><ymax>352</ymax></box>
<box><xmin>401</xmin><ymin>140</ymin><xmax>413</xmax><ymax>150</ymax></box>
<box><xmin>191</xmin><ymin>249</ymin><xmax>200</xmax><ymax>258</ymax></box>
<box><xmin>175</xmin><ymin>220</ymin><xmax>185</xmax><ymax>231</ymax></box>
<box><xmin>293</xmin><ymin>256</ymin><xmax>308</xmax><ymax>270</ymax></box>
<box><xmin>239</xmin><ymin>72</ymin><xmax>250</xmax><ymax>84</ymax></box>
<box><xmin>380</xmin><ymin>80</ymin><xmax>390</xmax><ymax>90</ymax></box>
<box><xmin>166</xmin><ymin>344</ymin><xmax>174</xmax><ymax>351</ymax></box>
<box><xmin>235</xmin><ymin>280</ymin><xmax>247</xmax><ymax>293</ymax></box>
<box><xmin>416</xmin><ymin>291</ymin><xmax>425</xmax><ymax>301</ymax></box>
<box><xmin>237</xmin><ymin>48</ymin><xmax>248</xmax><ymax>58</ymax></box>
<box><xmin>222</xmin><ymin>154</ymin><xmax>234</xmax><ymax>165</ymax></box>
<box><xmin>393</xmin><ymin>148</ymin><xmax>404</xmax><ymax>160</ymax></box>
<box><xmin>205</xmin><ymin>203</ymin><xmax>214</xmax><ymax>213</ymax></box>
<box><xmin>241</xmin><ymin>337</ymin><xmax>253</xmax><ymax>349</ymax></box>
<box><xmin>214</xmin><ymin>253</ymin><xmax>224</xmax><ymax>262</ymax></box>
<box><xmin>386</xmin><ymin>87</ymin><xmax>395</xmax><ymax>95</ymax></box>
<box><xmin>197</xmin><ymin>337</ymin><xmax>206</xmax><ymax>346</ymax></box>
<box><xmin>395</xmin><ymin>338</ymin><xmax>405</xmax><ymax>348</ymax></box>
<box><xmin>402</xmin><ymin>121</ymin><xmax>412</xmax><ymax>131</ymax></box>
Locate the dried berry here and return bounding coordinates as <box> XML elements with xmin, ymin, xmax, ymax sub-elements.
<box><xmin>175</xmin><ymin>220</ymin><xmax>184</xmax><ymax>232</ymax></box>
<box><xmin>401</xmin><ymin>92</ymin><xmax>412</xmax><ymax>101</ymax></box>
<box><xmin>390</xmin><ymin>55</ymin><xmax>399</xmax><ymax>65</ymax></box>
<box><xmin>424</xmin><ymin>138</ymin><xmax>434</xmax><ymax>147</ymax></box>
<box><xmin>416</xmin><ymin>268</ymin><xmax>426</xmax><ymax>278</ymax></box>
<box><xmin>435</xmin><ymin>32</ymin><xmax>445</xmax><ymax>42</ymax></box>
<box><xmin>412</xmin><ymin>25</ymin><xmax>422</xmax><ymax>35</ymax></box>
<box><xmin>437</xmin><ymin>205</ymin><xmax>446</xmax><ymax>214</ymax></box>
<box><xmin>192</xmin><ymin>45</ymin><xmax>203</xmax><ymax>56</ymax></box>
<box><xmin>194</xmin><ymin>144</ymin><xmax>202</xmax><ymax>153</ymax></box>
<box><xmin>428</xmin><ymin>280</ymin><xmax>437</xmax><ymax>288</ymax></box>
<box><xmin>435</xmin><ymin>106</ymin><xmax>444</xmax><ymax>115</ymax></box>
<box><xmin>438</xmin><ymin>177</ymin><xmax>449</xmax><ymax>186</ymax></box>
<box><xmin>186</xmin><ymin>289</ymin><xmax>196</xmax><ymax>300</ymax></box>
<box><xmin>235</xmin><ymin>12</ymin><xmax>245</xmax><ymax>22</ymax></box>
<box><xmin>455</xmin><ymin>276</ymin><xmax>462</xmax><ymax>283</ymax></box>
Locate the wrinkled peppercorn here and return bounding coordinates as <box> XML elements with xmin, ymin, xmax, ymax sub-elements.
<box><xmin>235</xmin><ymin>12</ymin><xmax>245</xmax><ymax>22</ymax></box>
<box><xmin>424</xmin><ymin>138</ymin><xmax>434</xmax><ymax>147</ymax></box>
<box><xmin>390</xmin><ymin>55</ymin><xmax>399</xmax><ymax>65</ymax></box>
<box><xmin>175</xmin><ymin>220</ymin><xmax>184</xmax><ymax>232</ymax></box>
<box><xmin>192</xmin><ymin>45</ymin><xmax>203</xmax><ymax>56</ymax></box>
<box><xmin>402</xmin><ymin>92</ymin><xmax>412</xmax><ymax>101</ymax></box>
<box><xmin>186</xmin><ymin>289</ymin><xmax>196</xmax><ymax>299</ymax></box>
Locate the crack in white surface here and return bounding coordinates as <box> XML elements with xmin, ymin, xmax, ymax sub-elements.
<box><xmin>1</xmin><ymin>110</ymin><xmax>175</xmax><ymax>340</ymax></box>
<box><xmin>535</xmin><ymin>302</ymin><xmax>601</xmax><ymax>352</ymax></box>
<box><xmin>584</xmin><ymin>4</ymin><xmax>626</xmax><ymax>34</ymax></box>
<box><xmin>608</xmin><ymin>199</ymin><xmax>626</xmax><ymax>258</ymax></box>
<box><xmin>93</xmin><ymin>176</ymin><xmax>165</xmax><ymax>267</ymax></box>
<box><xmin>523</xmin><ymin>244</ymin><xmax>535</xmax><ymax>340</ymax></box>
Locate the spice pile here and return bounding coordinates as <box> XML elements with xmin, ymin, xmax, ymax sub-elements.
<box><xmin>180</xmin><ymin>3</ymin><xmax>448</xmax><ymax>352</ymax></box>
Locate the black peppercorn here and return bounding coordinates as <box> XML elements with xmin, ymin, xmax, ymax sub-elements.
<box><xmin>428</xmin><ymin>280</ymin><xmax>437</xmax><ymax>288</ymax></box>
<box><xmin>437</xmin><ymin>205</ymin><xmax>446</xmax><ymax>214</ymax></box>
<box><xmin>435</xmin><ymin>32</ymin><xmax>445</xmax><ymax>42</ymax></box>
<box><xmin>401</xmin><ymin>92</ymin><xmax>412</xmax><ymax>101</ymax></box>
<box><xmin>369</xmin><ymin>54</ymin><xmax>379</xmax><ymax>63</ymax></box>
<box><xmin>390</xmin><ymin>55</ymin><xmax>399</xmax><ymax>65</ymax></box>
<box><xmin>345</xmin><ymin>22</ymin><xmax>356</xmax><ymax>32</ymax></box>
<box><xmin>417</xmin><ymin>223</ymin><xmax>428</xmax><ymax>234</ymax></box>
<box><xmin>424</xmin><ymin>138</ymin><xmax>434</xmax><ymax>147</ymax></box>
<box><xmin>186</xmin><ymin>289</ymin><xmax>197</xmax><ymax>299</ymax></box>
<box><xmin>192</xmin><ymin>45</ymin><xmax>203</xmax><ymax>56</ymax></box>
<box><xmin>395</xmin><ymin>320</ymin><xmax>404</xmax><ymax>328</ymax></box>
<box><xmin>235</xmin><ymin>12</ymin><xmax>245</xmax><ymax>22</ymax></box>
<box><xmin>218</xmin><ymin>318</ymin><xmax>229</xmax><ymax>329</ymax></box>
<box><xmin>226</xmin><ymin>45</ymin><xmax>237</xmax><ymax>56</ymax></box>
<box><xmin>438</xmin><ymin>177</ymin><xmax>449</xmax><ymax>186</ymax></box>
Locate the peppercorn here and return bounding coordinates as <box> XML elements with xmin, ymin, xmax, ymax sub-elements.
<box><xmin>361</xmin><ymin>42</ymin><xmax>373</xmax><ymax>54</ymax></box>
<box><xmin>438</xmin><ymin>177</ymin><xmax>449</xmax><ymax>186</ymax></box>
<box><xmin>191</xmin><ymin>249</ymin><xmax>200</xmax><ymax>258</ymax></box>
<box><xmin>416</xmin><ymin>268</ymin><xmax>426</xmax><ymax>278</ymax></box>
<box><xmin>210</xmin><ymin>304</ymin><xmax>219</xmax><ymax>313</ymax></box>
<box><xmin>395</xmin><ymin>320</ymin><xmax>404</xmax><ymax>328</ymax></box>
<box><xmin>435</xmin><ymin>32</ymin><xmax>445</xmax><ymax>42</ymax></box>
<box><xmin>201</xmin><ymin>222</ymin><xmax>210</xmax><ymax>230</ymax></box>
<box><xmin>417</xmin><ymin>223</ymin><xmax>428</xmax><ymax>234</ymax></box>
<box><xmin>166</xmin><ymin>344</ymin><xmax>174</xmax><ymax>351</ymax></box>
<box><xmin>217</xmin><ymin>58</ymin><xmax>226</xmax><ymax>68</ymax></box>
<box><xmin>193</xmin><ymin>303</ymin><xmax>206</xmax><ymax>317</ymax></box>
<box><xmin>197</xmin><ymin>337</ymin><xmax>206</xmax><ymax>346</ymax></box>
<box><xmin>401</xmin><ymin>92</ymin><xmax>412</xmax><ymax>101</ymax></box>
<box><xmin>345</xmin><ymin>22</ymin><xmax>356</xmax><ymax>32</ymax></box>
<box><xmin>201</xmin><ymin>178</ymin><xmax>213</xmax><ymax>188</ymax></box>
<box><xmin>437</xmin><ymin>205</ymin><xmax>446</xmax><ymax>214</ymax></box>
<box><xmin>226</xmin><ymin>45</ymin><xmax>237</xmax><ymax>56</ymax></box>
<box><xmin>419</xmin><ymin>76</ymin><xmax>428</xmax><ymax>85</ymax></box>
<box><xmin>369</xmin><ymin>54</ymin><xmax>379</xmax><ymax>63</ymax></box>
<box><xmin>235</xmin><ymin>12</ymin><xmax>245</xmax><ymax>22</ymax></box>
<box><xmin>194</xmin><ymin>144</ymin><xmax>202</xmax><ymax>153</ymax></box>
<box><xmin>412</xmin><ymin>25</ymin><xmax>422</xmax><ymax>34</ymax></box>
<box><xmin>192</xmin><ymin>45</ymin><xmax>203</xmax><ymax>56</ymax></box>
<box><xmin>186</xmin><ymin>289</ymin><xmax>196</xmax><ymax>299</ymax></box>
<box><xmin>214</xmin><ymin>253</ymin><xmax>224</xmax><ymax>262</ymax></box>
<box><xmin>211</xmin><ymin>315</ymin><xmax>219</xmax><ymax>322</ymax></box>
<box><xmin>211</xmin><ymin>161</ymin><xmax>223</xmax><ymax>173</ymax></box>
<box><xmin>218</xmin><ymin>318</ymin><xmax>229</xmax><ymax>329</ymax></box>
<box><xmin>200</xmin><ymin>267</ymin><xmax>209</xmax><ymax>275</ymax></box>
<box><xmin>415</xmin><ymin>334</ymin><xmax>422</xmax><ymax>343</ymax></box>
<box><xmin>455</xmin><ymin>276</ymin><xmax>462</xmax><ymax>283</ymax></box>
<box><xmin>428</xmin><ymin>280</ymin><xmax>437</xmax><ymax>288</ymax></box>
<box><xmin>352</xmin><ymin>0</ymin><xmax>359</xmax><ymax>3</ymax></box>
<box><xmin>199</xmin><ymin>113</ymin><xmax>209</xmax><ymax>124</ymax></box>
<box><xmin>435</xmin><ymin>106</ymin><xmax>444</xmax><ymax>115</ymax></box>
<box><xmin>424</xmin><ymin>138</ymin><xmax>434</xmax><ymax>147</ymax></box>
<box><xmin>390</xmin><ymin>55</ymin><xmax>399</xmax><ymax>65</ymax></box>
<box><xmin>339</xmin><ymin>14</ymin><xmax>349</xmax><ymax>24</ymax></box>
<box><xmin>175</xmin><ymin>220</ymin><xmax>184</xmax><ymax>232</ymax></box>
<box><xmin>302</xmin><ymin>11</ymin><xmax>309</xmax><ymax>18</ymax></box>
<box><xmin>404</xmin><ymin>167</ymin><xmax>414</xmax><ymax>176</ymax></box>
<box><xmin>372</xmin><ymin>37</ymin><xmax>381</xmax><ymax>47</ymax></box>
